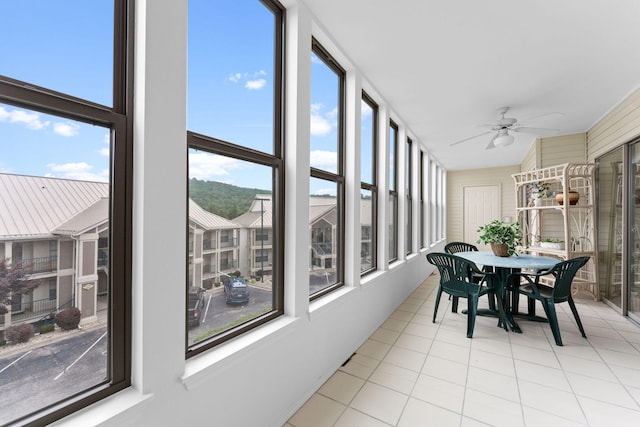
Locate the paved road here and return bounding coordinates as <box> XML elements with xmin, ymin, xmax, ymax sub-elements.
<box><xmin>187</xmin><ymin>272</ymin><xmax>337</xmax><ymax>345</ymax></box>
<box><xmin>0</xmin><ymin>327</ymin><xmax>107</xmax><ymax>425</ymax></box>
<box><xmin>188</xmin><ymin>285</ymin><xmax>273</xmax><ymax>345</ymax></box>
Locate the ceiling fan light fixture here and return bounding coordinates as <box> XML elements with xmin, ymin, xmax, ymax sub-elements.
<box><xmin>493</xmin><ymin>131</ymin><xmax>515</xmax><ymax>147</ymax></box>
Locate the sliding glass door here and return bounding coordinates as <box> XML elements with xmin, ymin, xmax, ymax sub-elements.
<box><xmin>597</xmin><ymin>147</ymin><xmax>623</xmax><ymax>309</ymax></box>
<box><xmin>599</xmin><ymin>140</ymin><xmax>640</xmax><ymax>322</ymax></box>
<box><xmin>629</xmin><ymin>143</ymin><xmax>640</xmax><ymax>321</ymax></box>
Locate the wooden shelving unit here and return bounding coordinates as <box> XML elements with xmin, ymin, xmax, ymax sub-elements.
<box><xmin>512</xmin><ymin>163</ymin><xmax>600</xmax><ymax>300</ymax></box>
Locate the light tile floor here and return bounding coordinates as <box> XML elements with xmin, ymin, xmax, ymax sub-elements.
<box><xmin>286</xmin><ymin>273</ymin><xmax>640</xmax><ymax>426</ymax></box>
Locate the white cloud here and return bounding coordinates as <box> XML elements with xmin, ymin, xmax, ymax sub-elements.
<box><xmin>189</xmin><ymin>151</ymin><xmax>245</xmax><ymax>180</ymax></box>
<box><xmin>310</xmin><ymin>150</ymin><xmax>338</xmax><ymax>173</ymax></box>
<box><xmin>326</xmin><ymin>107</ymin><xmax>338</xmax><ymax>120</ymax></box>
<box><xmin>228</xmin><ymin>71</ymin><xmax>268</xmax><ymax>90</ymax></box>
<box><xmin>245</xmin><ymin>79</ymin><xmax>266</xmax><ymax>90</ymax></box>
<box><xmin>228</xmin><ymin>72</ymin><xmax>243</xmax><ymax>83</ymax></box>
<box><xmin>99</xmin><ymin>131</ymin><xmax>110</xmax><ymax>156</ymax></box>
<box><xmin>53</xmin><ymin>122</ymin><xmax>80</xmax><ymax>137</ymax></box>
<box><xmin>46</xmin><ymin>162</ymin><xmax>109</xmax><ymax>182</ymax></box>
<box><xmin>310</xmin><ymin>103</ymin><xmax>333</xmax><ymax>136</ymax></box>
<box><xmin>0</xmin><ymin>106</ymin><xmax>50</xmax><ymax>130</ymax></box>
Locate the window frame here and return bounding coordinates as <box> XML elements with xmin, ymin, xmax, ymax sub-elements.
<box><xmin>0</xmin><ymin>0</ymin><xmax>133</xmax><ymax>424</ymax></box>
<box><xmin>308</xmin><ymin>39</ymin><xmax>346</xmax><ymax>300</ymax></box>
<box><xmin>429</xmin><ymin>159</ymin><xmax>437</xmax><ymax>245</ymax></box>
<box><xmin>405</xmin><ymin>136</ymin><xmax>413</xmax><ymax>255</ymax></box>
<box><xmin>438</xmin><ymin>164</ymin><xmax>445</xmax><ymax>241</ymax></box>
<box><xmin>360</xmin><ymin>91</ymin><xmax>378</xmax><ymax>275</ymax></box>
<box><xmin>48</xmin><ymin>278</ymin><xmax>57</xmax><ymax>301</ymax></box>
<box><xmin>185</xmin><ymin>0</ymin><xmax>285</xmax><ymax>356</ymax></box>
<box><xmin>389</xmin><ymin>119</ymin><xmax>399</xmax><ymax>263</ymax></box>
<box><xmin>419</xmin><ymin>150</ymin><xmax>426</xmax><ymax>249</ymax></box>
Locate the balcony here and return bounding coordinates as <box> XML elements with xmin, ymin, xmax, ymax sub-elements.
<box><xmin>9</xmin><ymin>297</ymin><xmax>58</xmax><ymax>323</ymax></box>
<box><xmin>311</xmin><ymin>242</ymin><xmax>333</xmax><ymax>256</ymax></box>
<box><xmin>220</xmin><ymin>260</ymin><xmax>238</xmax><ymax>272</ymax></box>
<box><xmin>203</xmin><ymin>239</ymin><xmax>216</xmax><ymax>251</ymax></box>
<box><xmin>287</xmin><ymin>273</ymin><xmax>640</xmax><ymax>426</ymax></box>
<box><xmin>98</xmin><ymin>250</ymin><xmax>108</xmax><ymax>268</ymax></box>
<box><xmin>220</xmin><ymin>237</ymin><xmax>237</xmax><ymax>248</ymax></box>
<box><xmin>15</xmin><ymin>256</ymin><xmax>57</xmax><ymax>274</ymax></box>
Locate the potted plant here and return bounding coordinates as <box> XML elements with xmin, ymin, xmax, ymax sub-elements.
<box><xmin>539</xmin><ymin>237</ymin><xmax>565</xmax><ymax>250</ymax></box>
<box><xmin>531</xmin><ymin>182</ymin><xmax>553</xmax><ymax>206</ymax></box>
<box><xmin>476</xmin><ymin>219</ymin><xmax>522</xmax><ymax>257</ymax></box>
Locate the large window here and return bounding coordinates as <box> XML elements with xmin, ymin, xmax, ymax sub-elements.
<box><xmin>389</xmin><ymin>120</ymin><xmax>399</xmax><ymax>262</ymax></box>
<box><xmin>186</xmin><ymin>0</ymin><xmax>284</xmax><ymax>355</ymax></box>
<box><xmin>405</xmin><ymin>137</ymin><xmax>413</xmax><ymax>255</ymax></box>
<box><xmin>420</xmin><ymin>150</ymin><xmax>427</xmax><ymax>249</ymax></box>
<box><xmin>438</xmin><ymin>164</ymin><xmax>446</xmax><ymax>241</ymax></box>
<box><xmin>430</xmin><ymin>159</ymin><xmax>437</xmax><ymax>245</ymax></box>
<box><xmin>0</xmin><ymin>1</ymin><xmax>132</xmax><ymax>425</ymax></box>
<box><xmin>309</xmin><ymin>40</ymin><xmax>345</xmax><ymax>298</ymax></box>
<box><xmin>360</xmin><ymin>92</ymin><xmax>378</xmax><ymax>274</ymax></box>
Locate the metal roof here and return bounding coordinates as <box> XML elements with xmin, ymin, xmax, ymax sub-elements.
<box><xmin>0</xmin><ymin>173</ymin><xmax>108</xmax><ymax>239</ymax></box>
<box><xmin>189</xmin><ymin>199</ymin><xmax>239</xmax><ymax>229</ymax></box>
<box><xmin>54</xmin><ymin>197</ymin><xmax>109</xmax><ymax>236</ymax></box>
<box><xmin>0</xmin><ymin>174</ymin><xmax>247</xmax><ymax>241</ymax></box>
<box><xmin>233</xmin><ymin>196</ymin><xmax>273</xmax><ymax>228</ymax></box>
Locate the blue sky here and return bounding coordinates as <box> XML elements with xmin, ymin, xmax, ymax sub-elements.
<box><xmin>0</xmin><ymin>0</ymin><xmax>348</xmax><ymax>194</ymax></box>
<box><xmin>0</xmin><ymin>1</ymin><xmax>112</xmax><ymax>182</ymax></box>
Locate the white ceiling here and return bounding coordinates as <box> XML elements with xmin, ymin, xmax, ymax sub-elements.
<box><xmin>301</xmin><ymin>0</ymin><xmax>640</xmax><ymax>170</ymax></box>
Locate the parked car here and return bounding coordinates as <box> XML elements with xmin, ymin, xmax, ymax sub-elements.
<box><xmin>188</xmin><ymin>287</ymin><xmax>206</xmax><ymax>327</ymax></box>
<box><xmin>223</xmin><ymin>277</ymin><xmax>250</xmax><ymax>304</ymax></box>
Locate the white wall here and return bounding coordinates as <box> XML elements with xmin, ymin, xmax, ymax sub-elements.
<box><xmin>588</xmin><ymin>87</ymin><xmax>640</xmax><ymax>161</ymax></box>
<box><xmin>54</xmin><ymin>1</ymin><xmax>439</xmax><ymax>426</ymax></box>
<box><xmin>446</xmin><ymin>165</ymin><xmax>521</xmax><ymax>243</ymax></box>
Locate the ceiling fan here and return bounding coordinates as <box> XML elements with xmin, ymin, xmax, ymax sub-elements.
<box><xmin>450</xmin><ymin>107</ymin><xmax>561</xmax><ymax>149</ymax></box>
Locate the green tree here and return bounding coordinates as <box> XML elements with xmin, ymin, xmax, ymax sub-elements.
<box><xmin>189</xmin><ymin>178</ymin><xmax>271</xmax><ymax>219</ymax></box>
<box><xmin>0</xmin><ymin>258</ymin><xmax>40</xmax><ymax>315</ymax></box>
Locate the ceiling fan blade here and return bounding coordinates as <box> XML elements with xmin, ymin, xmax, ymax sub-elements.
<box><xmin>449</xmin><ymin>131</ymin><xmax>492</xmax><ymax>146</ymax></box>
<box><xmin>486</xmin><ymin>133</ymin><xmax>498</xmax><ymax>149</ymax></box>
<box><xmin>512</xmin><ymin>126</ymin><xmax>560</xmax><ymax>135</ymax></box>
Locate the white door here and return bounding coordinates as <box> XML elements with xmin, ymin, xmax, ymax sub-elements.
<box><xmin>463</xmin><ymin>185</ymin><xmax>501</xmax><ymax>249</ymax></box>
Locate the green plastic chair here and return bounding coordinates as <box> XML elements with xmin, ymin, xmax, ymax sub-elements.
<box><xmin>508</xmin><ymin>256</ymin><xmax>590</xmax><ymax>346</ymax></box>
<box><xmin>444</xmin><ymin>242</ymin><xmax>496</xmax><ymax>312</ymax></box>
<box><xmin>426</xmin><ymin>252</ymin><xmax>499</xmax><ymax>338</ymax></box>
<box><xmin>444</xmin><ymin>241</ymin><xmax>479</xmax><ymax>255</ymax></box>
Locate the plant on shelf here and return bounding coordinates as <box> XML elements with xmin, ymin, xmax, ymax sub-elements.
<box><xmin>531</xmin><ymin>181</ymin><xmax>553</xmax><ymax>202</ymax></box>
<box><xmin>540</xmin><ymin>237</ymin><xmax>563</xmax><ymax>243</ymax></box>
<box><xmin>476</xmin><ymin>219</ymin><xmax>522</xmax><ymax>257</ymax></box>
<box><xmin>539</xmin><ymin>237</ymin><xmax>565</xmax><ymax>250</ymax></box>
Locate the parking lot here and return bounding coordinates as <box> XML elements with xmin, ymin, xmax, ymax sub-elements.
<box><xmin>0</xmin><ymin>327</ymin><xmax>108</xmax><ymax>425</ymax></box>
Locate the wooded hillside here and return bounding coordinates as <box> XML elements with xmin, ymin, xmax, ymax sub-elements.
<box><xmin>189</xmin><ymin>178</ymin><xmax>271</xmax><ymax>219</ymax></box>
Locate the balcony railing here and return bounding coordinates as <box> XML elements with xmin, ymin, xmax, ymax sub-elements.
<box><xmin>220</xmin><ymin>260</ymin><xmax>238</xmax><ymax>271</ymax></box>
<box><xmin>203</xmin><ymin>239</ymin><xmax>216</xmax><ymax>250</ymax></box>
<box><xmin>14</xmin><ymin>256</ymin><xmax>57</xmax><ymax>274</ymax></box>
<box><xmin>9</xmin><ymin>297</ymin><xmax>59</xmax><ymax>323</ymax></box>
<box><xmin>311</xmin><ymin>242</ymin><xmax>333</xmax><ymax>256</ymax></box>
<box><xmin>220</xmin><ymin>237</ymin><xmax>237</xmax><ymax>248</ymax></box>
